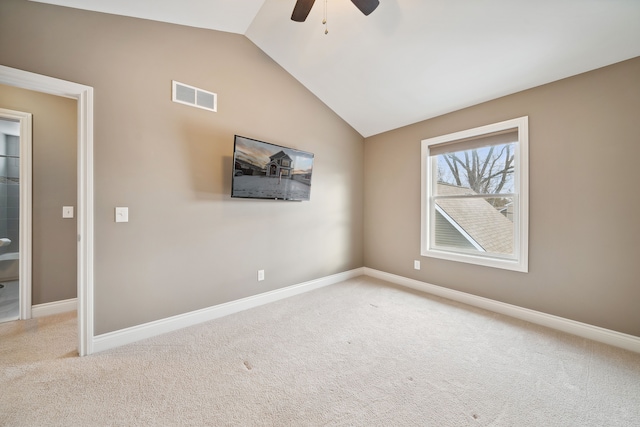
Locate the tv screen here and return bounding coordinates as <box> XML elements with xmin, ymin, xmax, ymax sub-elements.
<box><xmin>231</xmin><ymin>135</ymin><xmax>314</xmax><ymax>201</ymax></box>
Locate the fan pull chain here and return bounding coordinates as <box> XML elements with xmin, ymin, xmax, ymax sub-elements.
<box><xmin>322</xmin><ymin>0</ymin><xmax>328</xmax><ymax>34</ymax></box>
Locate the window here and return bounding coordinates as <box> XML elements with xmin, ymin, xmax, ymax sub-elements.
<box><xmin>421</xmin><ymin>116</ymin><xmax>528</xmax><ymax>272</ymax></box>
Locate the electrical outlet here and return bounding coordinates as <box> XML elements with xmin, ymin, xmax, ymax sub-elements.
<box><xmin>257</xmin><ymin>270</ymin><xmax>265</xmax><ymax>281</ymax></box>
<box><xmin>62</xmin><ymin>206</ymin><xmax>74</xmax><ymax>218</ymax></box>
<box><xmin>414</xmin><ymin>260</ymin><xmax>421</xmax><ymax>270</ymax></box>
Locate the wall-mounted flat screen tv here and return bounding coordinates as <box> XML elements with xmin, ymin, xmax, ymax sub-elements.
<box><xmin>231</xmin><ymin>135</ymin><xmax>314</xmax><ymax>201</ymax></box>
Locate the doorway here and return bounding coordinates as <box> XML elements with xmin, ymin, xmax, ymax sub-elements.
<box><xmin>0</xmin><ymin>65</ymin><xmax>94</xmax><ymax>356</ymax></box>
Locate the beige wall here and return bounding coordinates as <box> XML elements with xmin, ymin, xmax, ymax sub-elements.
<box><xmin>0</xmin><ymin>84</ymin><xmax>78</xmax><ymax>305</ymax></box>
<box><xmin>365</xmin><ymin>57</ymin><xmax>640</xmax><ymax>337</ymax></box>
<box><xmin>0</xmin><ymin>0</ymin><xmax>364</xmax><ymax>334</ymax></box>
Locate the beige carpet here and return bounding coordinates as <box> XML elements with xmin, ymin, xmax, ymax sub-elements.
<box><xmin>2</xmin><ymin>276</ymin><xmax>640</xmax><ymax>426</ymax></box>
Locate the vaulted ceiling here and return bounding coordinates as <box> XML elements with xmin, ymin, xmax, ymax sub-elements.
<box><xmin>31</xmin><ymin>0</ymin><xmax>640</xmax><ymax>137</ymax></box>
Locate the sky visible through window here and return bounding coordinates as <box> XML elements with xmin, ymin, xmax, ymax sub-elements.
<box><xmin>436</xmin><ymin>142</ymin><xmax>515</xmax><ymax>196</ymax></box>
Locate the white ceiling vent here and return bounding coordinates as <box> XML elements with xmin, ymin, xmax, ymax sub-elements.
<box><xmin>172</xmin><ymin>80</ymin><xmax>217</xmax><ymax>112</ymax></box>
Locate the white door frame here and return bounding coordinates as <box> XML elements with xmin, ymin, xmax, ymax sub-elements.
<box><xmin>0</xmin><ymin>108</ymin><xmax>33</xmax><ymax>320</ymax></box>
<box><xmin>0</xmin><ymin>65</ymin><xmax>94</xmax><ymax>356</ymax></box>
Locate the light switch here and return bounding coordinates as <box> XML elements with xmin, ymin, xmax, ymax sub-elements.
<box><xmin>62</xmin><ymin>206</ymin><xmax>74</xmax><ymax>218</ymax></box>
<box><xmin>115</xmin><ymin>207</ymin><xmax>129</xmax><ymax>223</ymax></box>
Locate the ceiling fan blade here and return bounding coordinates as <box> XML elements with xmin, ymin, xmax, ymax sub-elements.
<box><xmin>351</xmin><ymin>0</ymin><xmax>379</xmax><ymax>16</ymax></box>
<box><xmin>291</xmin><ymin>0</ymin><xmax>316</xmax><ymax>22</ymax></box>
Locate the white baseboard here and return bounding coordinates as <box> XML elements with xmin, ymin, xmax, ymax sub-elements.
<box><xmin>32</xmin><ymin>298</ymin><xmax>77</xmax><ymax>318</ymax></box>
<box><xmin>363</xmin><ymin>268</ymin><xmax>640</xmax><ymax>354</ymax></box>
<box><xmin>92</xmin><ymin>268</ymin><xmax>364</xmax><ymax>353</ymax></box>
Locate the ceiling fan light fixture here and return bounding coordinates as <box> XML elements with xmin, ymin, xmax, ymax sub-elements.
<box><xmin>291</xmin><ymin>0</ymin><xmax>380</xmax><ymax>23</ymax></box>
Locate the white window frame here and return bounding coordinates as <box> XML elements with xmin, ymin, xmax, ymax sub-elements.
<box><xmin>421</xmin><ymin>116</ymin><xmax>529</xmax><ymax>272</ymax></box>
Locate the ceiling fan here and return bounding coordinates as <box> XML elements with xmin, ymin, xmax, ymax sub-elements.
<box><xmin>291</xmin><ymin>0</ymin><xmax>380</xmax><ymax>22</ymax></box>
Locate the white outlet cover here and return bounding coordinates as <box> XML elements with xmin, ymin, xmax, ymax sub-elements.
<box><xmin>115</xmin><ymin>207</ymin><xmax>129</xmax><ymax>223</ymax></box>
<box><xmin>62</xmin><ymin>206</ymin><xmax>74</xmax><ymax>218</ymax></box>
<box><xmin>414</xmin><ymin>260</ymin><xmax>421</xmax><ymax>270</ymax></box>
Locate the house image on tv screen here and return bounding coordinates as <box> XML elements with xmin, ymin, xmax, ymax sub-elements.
<box><xmin>266</xmin><ymin>151</ymin><xmax>293</xmax><ymax>178</ymax></box>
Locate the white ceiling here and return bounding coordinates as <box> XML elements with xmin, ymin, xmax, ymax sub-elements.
<box><xmin>31</xmin><ymin>0</ymin><xmax>640</xmax><ymax>137</ymax></box>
